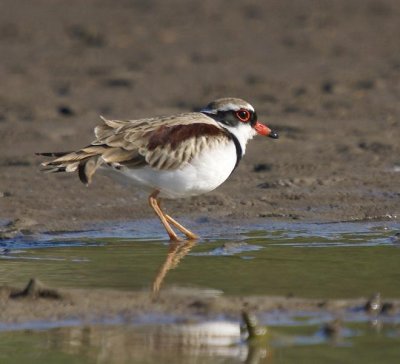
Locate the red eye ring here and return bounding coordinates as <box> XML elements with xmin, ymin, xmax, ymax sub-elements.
<box><xmin>236</xmin><ymin>109</ymin><xmax>251</xmax><ymax>122</ymax></box>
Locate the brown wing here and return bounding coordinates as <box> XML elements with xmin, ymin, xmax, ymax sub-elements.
<box><xmin>38</xmin><ymin>113</ymin><xmax>231</xmax><ymax>185</ymax></box>
<box><xmin>142</xmin><ymin>123</ymin><xmax>231</xmax><ymax>170</ymax></box>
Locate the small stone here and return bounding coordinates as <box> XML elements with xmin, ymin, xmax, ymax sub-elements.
<box><xmin>390</xmin><ymin>232</ymin><xmax>400</xmax><ymax>244</ymax></box>
<box><xmin>322</xmin><ymin>319</ymin><xmax>342</xmax><ymax>338</ymax></box>
<box><xmin>253</xmin><ymin>163</ymin><xmax>272</xmax><ymax>172</ymax></box>
<box><xmin>321</xmin><ymin>80</ymin><xmax>335</xmax><ymax>94</ymax></box>
<box><xmin>58</xmin><ymin>105</ymin><xmax>75</xmax><ymax>117</ymax></box>
<box><xmin>380</xmin><ymin>302</ymin><xmax>394</xmax><ymax>314</ymax></box>
<box><xmin>10</xmin><ymin>278</ymin><xmax>62</xmax><ymax>299</ymax></box>
<box><xmin>364</xmin><ymin>292</ymin><xmax>382</xmax><ymax>314</ymax></box>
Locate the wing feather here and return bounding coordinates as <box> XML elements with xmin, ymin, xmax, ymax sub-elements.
<box><xmin>38</xmin><ymin>112</ymin><xmax>231</xmax><ymax>184</ymax></box>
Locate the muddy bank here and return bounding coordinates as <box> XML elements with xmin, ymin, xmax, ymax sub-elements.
<box><xmin>0</xmin><ymin>0</ymin><xmax>400</xmax><ymax>234</ymax></box>
<box><xmin>1</xmin><ymin>279</ymin><xmax>398</xmax><ymax>325</ymax></box>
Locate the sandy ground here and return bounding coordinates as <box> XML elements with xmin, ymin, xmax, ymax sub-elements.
<box><xmin>0</xmin><ymin>0</ymin><xmax>400</xmax><ymax>236</ymax></box>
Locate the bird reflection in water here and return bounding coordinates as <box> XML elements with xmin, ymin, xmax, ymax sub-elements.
<box><xmin>151</xmin><ymin>239</ymin><xmax>196</xmax><ymax>295</ymax></box>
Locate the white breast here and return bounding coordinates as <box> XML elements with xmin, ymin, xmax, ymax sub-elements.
<box><xmin>119</xmin><ymin>140</ymin><xmax>238</xmax><ymax>199</ymax></box>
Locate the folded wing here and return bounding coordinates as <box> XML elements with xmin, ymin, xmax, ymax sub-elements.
<box><xmin>38</xmin><ymin>113</ymin><xmax>230</xmax><ymax>185</ymax></box>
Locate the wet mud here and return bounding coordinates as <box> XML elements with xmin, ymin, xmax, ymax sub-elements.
<box><xmin>0</xmin><ymin>0</ymin><xmax>399</xmax><ymax>234</ymax></box>
<box><xmin>1</xmin><ymin>278</ymin><xmax>399</xmax><ymax>327</ymax></box>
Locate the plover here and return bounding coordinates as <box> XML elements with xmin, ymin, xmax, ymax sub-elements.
<box><xmin>38</xmin><ymin>98</ymin><xmax>278</xmax><ymax>240</ymax></box>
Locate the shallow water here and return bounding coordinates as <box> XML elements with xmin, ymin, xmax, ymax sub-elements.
<box><xmin>1</xmin><ymin>220</ymin><xmax>400</xmax><ymax>298</ymax></box>
<box><xmin>1</xmin><ymin>219</ymin><xmax>400</xmax><ymax>363</ymax></box>
<box><xmin>0</xmin><ymin>314</ymin><xmax>399</xmax><ymax>364</ymax></box>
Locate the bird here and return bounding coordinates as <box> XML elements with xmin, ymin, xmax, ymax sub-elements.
<box><xmin>37</xmin><ymin>98</ymin><xmax>278</xmax><ymax>241</ymax></box>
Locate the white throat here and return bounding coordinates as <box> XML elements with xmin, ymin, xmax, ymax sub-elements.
<box><xmin>221</xmin><ymin>123</ymin><xmax>257</xmax><ymax>155</ymax></box>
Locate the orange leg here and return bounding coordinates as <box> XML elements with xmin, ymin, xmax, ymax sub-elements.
<box><xmin>148</xmin><ymin>191</ymin><xmax>181</xmax><ymax>241</ymax></box>
<box><xmin>164</xmin><ymin>214</ymin><xmax>199</xmax><ymax>240</ymax></box>
<box><xmin>157</xmin><ymin>198</ymin><xmax>199</xmax><ymax>240</ymax></box>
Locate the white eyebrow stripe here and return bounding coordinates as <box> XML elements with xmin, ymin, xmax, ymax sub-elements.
<box><xmin>202</xmin><ymin>103</ymin><xmax>255</xmax><ymax>113</ymax></box>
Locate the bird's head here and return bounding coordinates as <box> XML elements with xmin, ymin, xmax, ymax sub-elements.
<box><xmin>201</xmin><ymin>98</ymin><xmax>279</xmax><ymax>143</ymax></box>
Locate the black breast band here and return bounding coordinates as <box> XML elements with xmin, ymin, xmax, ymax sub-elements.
<box><xmin>228</xmin><ymin>132</ymin><xmax>242</xmax><ymax>171</ymax></box>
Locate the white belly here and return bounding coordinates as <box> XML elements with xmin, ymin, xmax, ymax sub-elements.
<box><xmin>117</xmin><ymin>141</ymin><xmax>237</xmax><ymax>199</ymax></box>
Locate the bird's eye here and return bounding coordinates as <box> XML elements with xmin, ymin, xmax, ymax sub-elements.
<box><xmin>235</xmin><ymin>109</ymin><xmax>251</xmax><ymax>122</ymax></box>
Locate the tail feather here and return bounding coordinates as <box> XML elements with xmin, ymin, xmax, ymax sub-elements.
<box><xmin>41</xmin><ymin>166</ymin><xmax>67</xmax><ymax>173</ymax></box>
<box><xmin>35</xmin><ymin>151</ymin><xmax>73</xmax><ymax>158</ymax></box>
<box><xmin>36</xmin><ymin>117</ymin><xmax>138</xmax><ymax>185</ymax></box>
<box><xmin>37</xmin><ymin>136</ymin><xmax>144</xmax><ymax>185</ymax></box>
<box><xmin>36</xmin><ymin>146</ymin><xmax>108</xmax><ymax>186</ymax></box>
<box><xmin>78</xmin><ymin>157</ymin><xmax>102</xmax><ymax>185</ymax></box>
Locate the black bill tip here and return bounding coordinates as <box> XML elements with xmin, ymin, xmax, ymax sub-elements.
<box><xmin>269</xmin><ymin>130</ymin><xmax>279</xmax><ymax>139</ymax></box>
